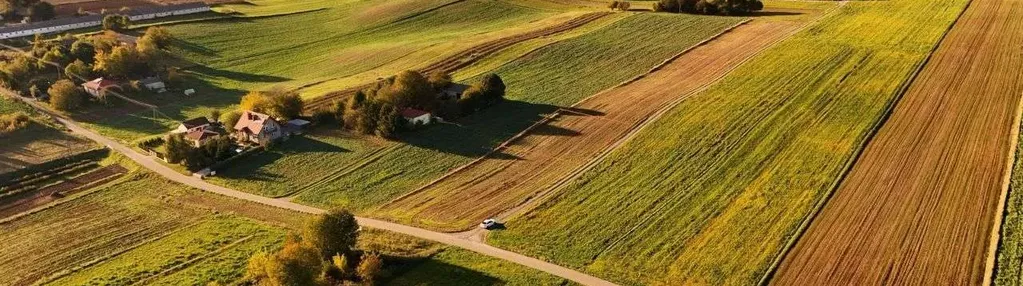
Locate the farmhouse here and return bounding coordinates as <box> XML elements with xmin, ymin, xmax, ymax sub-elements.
<box><xmin>401</xmin><ymin>108</ymin><xmax>432</xmax><ymax>125</ymax></box>
<box><xmin>184</xmin><ymin>128</ymin><xmax>219</xmax><ymax>147</ymax></box>
<box><xmin>173</xmin><ymin>117</ymin><xmax>210</xmax><ymax>134</ymax></box>
<box><xmin>82</xmin><ymin>78</ymin><xmax>119</xmax><ymax>98</ymax></box>
<box><xmin>439</xmin><ymin>83</ymin><xmax>469</xmax><ymax>100</ymax></box>
<box><xmin>0</xmin><ymin>3</ymin><xmax>211</xmax><ymax>39</ymax></box>
<box><xmin>233</xmin><ymin>111</ymin><xmax>284</xmax><ymax>146</ymax></box>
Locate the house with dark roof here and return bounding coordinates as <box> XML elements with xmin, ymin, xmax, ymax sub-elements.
<box><xmin>174</xmin><ymin>117</ymin><xmax>211</xmax><ymax>134</ymax></box>
<box><xmin>233</xmin><ymin>111</ymin><xmax>284</xmax><ymax>146</ymax></box>
<box><xmin>184</xmin><ymin>128</ymin><xmax>220</xmax><ymax>147</ymax></box>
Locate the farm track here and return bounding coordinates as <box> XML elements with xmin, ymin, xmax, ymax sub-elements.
<box><xmin>0</xmin><ymin>165</ymin><xmax>127</xmax><ymax>219</ymax></box>
<box><xmin>771</xmin><ymin>0</ymin><xmax>1023</xmax><ymax>284</ymax></box>
<box><xmin>303</xmin><ymin>11</ymin><xmax>611</xmax><ymax>111</ymax></box>
<box><xmin>378</xmin><ymin>17</ymin><xmax>812</xmax><ymax>231</ymax></box>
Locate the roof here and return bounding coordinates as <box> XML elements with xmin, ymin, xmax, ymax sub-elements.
<box><xmin>401</xmin><ymin>108</ymin><xmax>431</xmax><ymax>119</ymax></box>
<box><xmin>179</xmin><ymin>117</ymin><xmax>210</xmax><ymax>129</ymax></box>
<box><xmin>0</xmin><ymin>15</ymin><xmax>103</xmax><ymax>34</ymax></box>
<box><xmin>234</xmin><ymin>111</ymin><xmax>277</xmax><ymax>136</ymax></box>
<box><xmin>287</xmin><ymin>119</ymin><xmax>311</xmax><ymax>126</ymax></box>
<box><xmin>185</xmin><ymin>128</ymin><xmax>219</xmax><ymax>142</ymax></box>
<box><xmin>83</xmin><ymin>78</ymin><xmax>118</xmax><ymax>90</ymax></box>
<box><xmin>140</xmin><ymin>77</ymin><xmax>164</xmax><ymax>85</ymax></box>
<box><xmin>126</xmin><ymin>2</ymin><xmax>209</xmax><ymax>16</ymax></box>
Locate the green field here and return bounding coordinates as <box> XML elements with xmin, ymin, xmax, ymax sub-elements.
<box><xmin>288</xmin><ymin>13</ymin><xmax>745</xmax><ymax>212</ymax></box>
<box><xmin>488</xmin><ymin>0</ymin><xmax>971</xmax><ymax>285</ymax></box>
<box><xmin>996</xmin><ymin>123</ymin><xmax>1023</xmax><ymax>284</ymax></box>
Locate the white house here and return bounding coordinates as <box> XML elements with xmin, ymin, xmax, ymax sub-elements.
<box><xmin>401</xmin><ymin>108</ymin><xmax>432</xmax><ymax>125</ymax></box>
<box><xmin>82</xmin><ymin>78</ymin><xmax>119</xmax><ymax>98</ymax></box>
<box><xmin>233</xmin><ymin>111</ymin><xmax>284</xmax><ymax>146</ymax></box>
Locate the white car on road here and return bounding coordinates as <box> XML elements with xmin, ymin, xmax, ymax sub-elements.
<box><xmin>480</xmin><ymin>219</ymin><xmax>497</xmax><ymax>229</ymax></box>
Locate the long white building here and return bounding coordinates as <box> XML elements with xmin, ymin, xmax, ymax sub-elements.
<box><xmin>0</xmin><ymin>2</ymin><xmax>211</xmax><ymax>40</ymax></box>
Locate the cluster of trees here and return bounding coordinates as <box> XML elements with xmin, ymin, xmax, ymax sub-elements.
<box><xmin>163</xmin><ymin>131</ymin><xmax>233</xmax><ymax>171</ymax></box>
<box><xmin>0</xmin><ymin>0</ymin><xmax>55</xmax><ymax>22</ymax></box>
<box><xmin>653</xmin><ymin>0</ymin><xmax>763</xmax><ymax>15</ymax></box>
<box><xmin>238</xmin><ymin>87</ymin><xmax>305</xmax><ymax>121</ymax></box>
<box><xmin>0</xmin><ymin>111</ymin><xmax>30</xmax><ymax>135</ymax></box>
<box><xmin>102</xmin><ymin>14</ymin><xmax>130</xmax><ymax>31</ymax></box>
<box><xmin>245</xmin><ymin>209</ymin><xmax>384</xmax><ymax>285</ymax></box>
<box><xmin>315</xmin><ymin>70</ymin><xmax>506</xmax><ymax>139</ymax></box>
<box><xmin>0</xmin><ymin>27</ymin><xmax>175</xmax><ymax>111</ymax></box>
<box><xmin>608</xmin><ymin>1</ymin><xmax>631</xmax><ymax>11</ymax></box>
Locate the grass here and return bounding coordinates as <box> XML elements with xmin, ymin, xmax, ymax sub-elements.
<box><xmin>0</xmin><ymin>96</ymin><xmax>96</xmax><ymax>175</ymax></box>
<box><xmin>996</xmin><ymin>117</ymin><xmax>1023</xmax><ymax>284</ymax></box>
<box><xmin>289</xmin><ymin>13</ymin><xmax>745</xmax><ymax>213</ymax></box>
<box><xmin>487</xmin><ymin>0</ymin><xmax>971</xmax><ymax>285</ymax></box>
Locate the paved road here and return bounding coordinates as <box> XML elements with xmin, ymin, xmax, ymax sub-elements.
<box><xmin>6</xmin><ymin>92</ymin><xmax>616</xmax><ymax>286</ymax></box>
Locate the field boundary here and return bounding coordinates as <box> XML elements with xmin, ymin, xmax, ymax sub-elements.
<box><xmin>756</xmin><ymin>0</ymin><xmax>974</xmax><ymax>284</ymax></box>
<box><xmin>986</xmin><ymin>81</ymin><xmax>1023</xmax><ymax>284</ymax></box>
<box><xmin>0</xmin><ymin>169</ymin><xmax>128</xmax><ymax>225</ymax></box>
<box><xmin>130</xmin><ymin>234</ymin><xmax>257</xmax><ymax>285</ymax></box>
<box><xmin>382</xmin><ymin>18</ymin><xmax>753</xmax><ymax>208</ymax></box>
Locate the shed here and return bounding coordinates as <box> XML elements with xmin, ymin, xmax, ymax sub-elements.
<box><xmin>401</xmin><ymin>108</ymin><xmax>432</xmax><ymax>125</ymax></box>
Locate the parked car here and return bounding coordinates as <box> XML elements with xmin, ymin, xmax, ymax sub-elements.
<box><xmin>480</xmin><ymin>219</ymin><xmax>497</xmax><ymax>230</ymax></box>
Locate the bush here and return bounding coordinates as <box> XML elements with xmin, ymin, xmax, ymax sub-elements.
<box><xmin>0</xmin><ymin>111</ymin><xmax>30</xmax><ymax>134</ymax></box>
<box><xmin>47</xmin><ymin>79</ymin><xmax>84</xmax><ymax>111</ymax></box>
<box><xmin>102</xmin><ymin>15</ymin><xmax>130</xmax><ymax>31</ymax></box>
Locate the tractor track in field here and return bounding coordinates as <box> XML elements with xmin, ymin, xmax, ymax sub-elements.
<box><xmin>303</xmin><ymin>11</ymin><xmax>612</xmax><ymax>112</ymax></box>
<box><xmin>0</xmin><ymin>165</ymin><xmax>127</xmax><ymax>219</ymax></box>
<box><xmin>770</xmin><ymin>0</ymin><xmax>1023</xmax><ymax>283</ymax></box>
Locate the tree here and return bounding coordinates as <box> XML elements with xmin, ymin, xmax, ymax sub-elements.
<box><xmin>458</xmin><ymin>85</ymin><xmax>484</xmax><ymax>116</ymax></box>
<box><xmin>239</xmin><ymin>91</ymin><xmax>270</xmax><ymax>113</ymax></box>
<box><xmin>302</xmin><ymin>209</ymin><xmax>360</xmax><ymax>259</ymax></box>
<box><xmin>93</xmin><ymin>46</ymin><xmax>140</xmax><ymax>79</ymax></box>
<box><xmin>183</xmin><ymin>146</ymin><xmax>212</xmax><ymax>171</ymax></box>
<box><xmin>332</xmin><ymin>253</ymin><xmax>350</xmax><ymax>277</ymax></box>
<box><xmin>245</xmin><ymin>237</ymin><xmax>323</xmax><ymax>286</ymax></box>
<box><xmin>377</xmin><ymin>70</ymin><xmax>434</xmax><ymax>109</ymax></box>
<box><xmin>209</xmin><ymin>110</ymin><xmax>221</xmax><ymax>123</ymax></box>
<box><xmin>64</xmin><ymin>59</ymin><xmax>91</xmax><ymax>81</ymax></box>
<box><xmin>375</xmin><ymin>103</ymin><xmax>400</xmax><ymax>138</ymax></box>
<box><xmin>141</xmin><ymin>26</ymin><xmax>172</xmax><ymax>49</ymax></box>
<box><xmin>480</xmin><ymin>73</ymin><xmax>506</xmax><ymax>106</ymax></box>
<box><xmin>267</xmin><ymin>88</ymin><xmax>303</xmax><ymax>120</ymax></box>
<box><xmin>26</xmin><ymin>1</ymin><xmax>53</xmax><ymax>22</ymax></box>
<box><xmin>329</xmin><ymin>100</ymin><xmax>345</xmax><ymax>124</ymax></box>
<box><xmin>164</xmin><ymin>133</ymin><xmax>190</xmax><ymax>164</ymax></box>
<box><xmin>617</xmin><ymin>1</ymin><xmax>630</xmax><ymax>11</ymax></box>
<box><xmin>200</xmin><ymin>135</ymin><xmax>232</xmax><ymax>161</ymax></box>
<box><xmin>427</xmin><ymin>71</ymin><xmax>452</xmax><ymax>90</ymax></box>
<box><xmin>356</xmin><ymin>252</ymin><xmax>382</xmax><ymax>284</ymax></box>
<box><xmin>102</xmin><ymin>15</ymin><xmax>130</xmax><ymax>31</ymax></box>
<box><xmin>220</xmin><ymin>110</ymin><xmax>242</xmax><ymax>130</ymax></box>
<box><xmin>47</xmin><ymin>79</ymin><xmax>83</xmax><ymax>111</ymax></box>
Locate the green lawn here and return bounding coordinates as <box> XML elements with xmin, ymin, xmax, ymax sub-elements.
<box><xmin>292</xmin><ymin>13</ymin><xmax>745</xmax><ymax>213</ymax></box>
<box><xmin>488</xmin><ymin>0</ymin><xmax>970</xmax><ymax>285</ymax></box>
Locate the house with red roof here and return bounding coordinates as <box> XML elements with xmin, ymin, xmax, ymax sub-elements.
<box><xmin>401</xmin><ymin>108</ymin><xmax>432</xmax><ymax>125</ymax></box>
<box><xmin>82</xmin><ymin>78</ymin><xmax>120</xmax><ymax>98</ymax></box>
<box><xmin>233</xmin><ymin>111</ymin><xmax>284</xmax><ymax>146</ymax></box>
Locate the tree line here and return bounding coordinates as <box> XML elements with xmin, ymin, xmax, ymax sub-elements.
<box><xmin>314</xmin><ymin>70</ymin><xmax>506</xmax><ymax>139</ymax></box>
<box><xmin>0</xmin><ymin>0</ymin><xmax>55</xmax><ymax>23</ymax></box>
<box><xmin>652</xmin><ymin>0</ymin><xmax>764</xmax><ymax>15</ymax></box>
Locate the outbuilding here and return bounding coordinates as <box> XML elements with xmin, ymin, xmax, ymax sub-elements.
<box><xmin>401</xmin><ymin>108</ymin><xmax>432</xmax><ymax>125</ymax></box>
<box><xmin>82</xmin><ymin>78</ymin><xmax>119</xmax><ymax>98</ymax></box>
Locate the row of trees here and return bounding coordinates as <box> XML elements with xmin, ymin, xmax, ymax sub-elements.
<box><xmin>244</xmin><ymin>209</ymin><xmax>384</xmax><ymax>285</ymax></box>
<box><xmin>238</xmin><ymin>87</ymin><xmax>305</xmax><ymax>121</ymax></box>
<box><xmin>608</xmin><ymin>1</ymin><xmax>631</xmax><ymax>11</ymax></box>
<box><xmin>653</xmin><ymin>0</ymin><xmax>764</xmax><ymax>15</ymax></box>
<box><xmin>314</xmin><ymin>70</ymin><xmax>507</xmax><ymax>139</ymax></box>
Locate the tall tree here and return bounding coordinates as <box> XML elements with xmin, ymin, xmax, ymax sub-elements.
<box><xmin>26</xmin><ymin>1</ymin><xmax>53</xmax><ymax>21</ymax></box>
<box><xmin>302</xmin><ymin>209</ymin><xmax>360</xmax><ymax>259</ymax></box>
<box><xmin>47</xmin><ymin>79</ymin><xmax>83</xmax><ymax>111</ymax></box>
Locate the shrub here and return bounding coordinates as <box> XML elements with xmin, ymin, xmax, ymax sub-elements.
<box><xmin>102</xmin><ymin>15</ymin><xmax>130</xmax><ymax>31</ymax></box>
<box><xmin>0</xmin><ymin>111</ymin><xmax>30</xmax><ymax>134</ymax></box>
<box><xmin>47</xmin><ymin>79</ymin><xmax>84</xmax><ymax>111</ymax></box>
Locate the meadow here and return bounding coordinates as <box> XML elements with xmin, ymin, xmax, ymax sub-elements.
<box><xmin>0</xmin><ymin>96</ymin><xmax>96</xmax><ymax>175</ymax></box>
<box><xmin>289</xmin><ymin>13</ymin><xmax>745</xmax><ymax>212</ymax></box>
<box><xmin>488</xmin><ymin>0</ymin><xmax>971</xmax><ymax>284</ymax></box>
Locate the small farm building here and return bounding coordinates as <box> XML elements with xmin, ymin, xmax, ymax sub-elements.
<box><xmin>82</xmin><ymin>78</ymin><xmax>119</xmax><ymax>97</ymax></box>
<box><xmin>0</xmin><ymin>3</ymin><xmax>211</xmax><ymax>39</ymax></box>
<box><xmin>174</xmin><ymin>117</ymin><xmax>211</xmax><ymax>134</ymax></box>
<box><xmin>401</xmin><ymin>108</ymin><xmax>432</xmax><ymax>125</ymax></box>
<box><xmin>140</xmin><ymin>77</ymin><xmax>166</xmax><ymax>93</ymax></box>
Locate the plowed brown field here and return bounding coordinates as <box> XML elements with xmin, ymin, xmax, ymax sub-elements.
<box><xmin>771</xmin><ymin>0</ymin><xmax>1023</xmax><ymax>284</ymax></box>
<box><xmin>377</xmin><ymin>16</ymin><xmax>814</xmax><ymax>231</ymax></box>
<box><xmin>303</xmin><ymin>12</ymin><xmax>611</xmax><ymax>111</ymax></box>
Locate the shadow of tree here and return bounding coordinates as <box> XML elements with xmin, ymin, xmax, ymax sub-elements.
<box><xmin>379</xmin><ymin>252</ymin><xmax>505</xmax><ymax>286</ymax></box>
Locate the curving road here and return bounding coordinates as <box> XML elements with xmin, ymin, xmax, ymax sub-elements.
<box><xmin>6</xmin><ymin>91</ymin><xmax>616</xmax><ymax>286</ymax></box>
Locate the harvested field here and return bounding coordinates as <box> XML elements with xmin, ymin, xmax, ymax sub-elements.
<box><xmin>0</xmin><ymin>165</ymin><xmax>127</xmax><ymax>219</ymax></box>
<box><xmin>0</xmin><ymin>124</ymin><xmax>95</xmax><ymax>174</ymax></box>
<box><xmin>771</xmin><ymin>0</ymin><xmax>1023</xmax><ymax>284</ymax></box>
<box><xmin>378</xmin><ymin>18</ymin><xmax>808</xmax><ymax>231</ymax></box>
<box><xmin>303</xmin><ymin>11</ymin><xmax>612</xmax><ymax>111</ymax></box>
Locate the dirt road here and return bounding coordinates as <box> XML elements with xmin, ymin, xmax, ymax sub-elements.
<box><xmin>771</xmin><ymin>0</ymin><xmax>1023</xmax><ymax>284</ymax></box>
<box><xmin>5</xmin><ymin>91</ymin><xmax>617</xmax><ymax>286</ymax></box>
<box><xmin>378</xmin><ymin>16</ymin><xmax>813</xmax><ymax>231</ymax></box>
